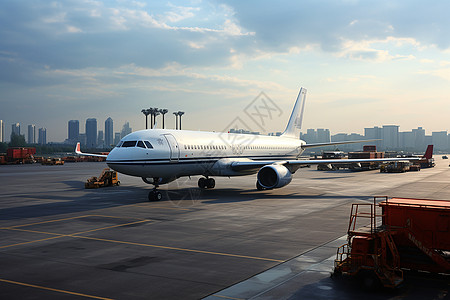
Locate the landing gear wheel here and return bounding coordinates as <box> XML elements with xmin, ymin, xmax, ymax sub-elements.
<box><xmin>198</xmin><ymin>177</ymin><xmax>207</xmax><ymax>189</ymax></box>
<box><xmin>256</xmin><ymin>181</ymin><xmax>265</xmax><ymax>191</ymax></box>
<box><xmin>148</xmin><ymin>190</ymin><xmax>162</xmax><ymax>202</ymax></box>
<box><xmin>206</xmin><ymin>178</ymin><xmax>215</xmax><ymax>189</ymax></box>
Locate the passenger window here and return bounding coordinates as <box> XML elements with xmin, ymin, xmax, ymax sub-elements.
<box><xmin>122</xmin><ymin>141</ymin><xmax>137</xmax><ymax>147</ymax></box>
<box><xmin>137</xmin><ymin>141</ymin><xmax>146</xmax><ymax>148</ymax></box>
<box><xmin>144</xmin><ymin>141</ymin><xmax>153</xmax><ymax>148</ymax></box>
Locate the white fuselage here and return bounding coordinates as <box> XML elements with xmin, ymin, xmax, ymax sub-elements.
<box><xmin>106</xmin><ymin>129</ymin><xmax>305</xmax><ymax>181</ymax></box>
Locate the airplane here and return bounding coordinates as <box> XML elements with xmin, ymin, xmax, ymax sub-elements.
<box><xmin>76</xmin><ymin>88</ymin><xmax>433</xmax><ymax>201</ymax></box>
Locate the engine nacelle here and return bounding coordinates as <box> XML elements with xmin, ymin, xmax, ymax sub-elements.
<box><xmin>257</xmin><ymin>164</ymin><xmax>292</xmax><ymax>189</ymax></box>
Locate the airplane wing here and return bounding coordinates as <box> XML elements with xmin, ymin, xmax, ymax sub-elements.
<box><xmin>231</xmin><ymin>145</ymin><xmax>433</xmax><ymax>173</ymax></box>
<box><xmin>75</xmin><ymin>142</ymin><xmax>108</xmax><ymax>158</ymax></box>
<box><xmin>301</xmin><ymin>139</ymin><xmax>380</xmax><ymax>149</ymax></box>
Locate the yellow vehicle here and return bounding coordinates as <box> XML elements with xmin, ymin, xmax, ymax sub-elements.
<box><xmin>85</xmin><ymin>168</ymin><xmax>120</xmax><ymax>189</ymax></box>
<box><xmin>41</xmin><ymin>158</ymin><xmax>64</xmax><ymax>165</ymax></box>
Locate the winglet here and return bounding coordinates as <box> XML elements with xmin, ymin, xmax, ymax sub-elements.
<box><xmin>281</xmin><ymin>87</ymin><xmax>307</xmax><ymax>139</ymax></box>
<box><xmin>422</xmin><ymin>144</ymin><xmax>433</xmax><ymax>159</ymax></box>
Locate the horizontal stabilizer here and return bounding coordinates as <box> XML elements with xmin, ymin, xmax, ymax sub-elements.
<box><xmin>74</xmin><ymin>142</ymin><xmax>108</xmax><ymax>158</ymax></box>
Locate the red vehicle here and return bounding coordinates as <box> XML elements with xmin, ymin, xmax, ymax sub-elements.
<box><xmin>4</xmin><ymin>147</ymin><xmax>36</xmax><ymax>164</ymax></box>
<box><xmin>334</xmin><ymin>197</ymin><xmax>450</xmax><ymax>288</ymax></box>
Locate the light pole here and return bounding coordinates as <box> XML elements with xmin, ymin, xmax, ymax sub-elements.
<box><xmin>141</xmin><ymin>109</ymin><xmax>151</xmax><ymax>129</ymax></box>
<box><xmin>159</xmin><ymin>109</ymin><xmax>168</xmax><ymax>129</ymax></box>
<box><xmin>152</xmin><ymin>108</ymin><xmax>160</xmax><ymax>128</ymax></box>
<box><xmin>148</xmin><ymin>107</ymin><xmax>154</xmax><ymax>129</ymax></box>
<box><xmin>173</xmin><ymin>112</ymin><xmax>178</xmax><ymax>130</ymax></box>
<box><xmin>177</xmin><ymin>111</ymin><xmax>185</xmax><ymax>130</ymax></box>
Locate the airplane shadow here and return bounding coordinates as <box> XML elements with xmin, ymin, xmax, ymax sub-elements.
<box><xmin>161</xmin><ymin>187</ymin><xmax>372</xmax><ymax>204</ymax></box>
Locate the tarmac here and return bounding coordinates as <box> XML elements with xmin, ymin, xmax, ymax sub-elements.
<box><xmin>0</xmin><ymin>157</ymin><xmax>449</xmax><ymax>299</ymax></box>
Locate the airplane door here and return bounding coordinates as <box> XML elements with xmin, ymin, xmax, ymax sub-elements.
<box><xmin>163</xmin><ymin>134</ymin><xmax>180</xmax><ymax>162</ymax></box>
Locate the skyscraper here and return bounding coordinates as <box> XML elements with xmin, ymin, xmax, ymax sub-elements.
<box><xmin>38</xmin><ymin>128</ymin><xmax>47</xmax><ymax>145</ymax></box>
<box><xmin>86</xmin><ymin>118</ymin><xmax>97</xmax><ymax>148</ymax></box>
<box><xmin>121</xmin><ymin>122</ymin><xmax>132</xmax><ymax>138</ymax></box>
<box><xmin>11</xmin><ymin>123</ymin><xmax>20</xmax><ymax>137</ymax></box>
<box><xmin>28</xmin><ymin>124</ymin><xmax>36</xmax><ymax>144</ymax></box>
<box><xmin>0</xmin><ymin>120</ymin><xmax>4</xmax><ymax>143</ymax></box>
<box><xmin>68</xmin><ymin>120</ymin><xmax>79</xmax><ymax>142</ymax></box>
<box><xmin>97</xmin><ymin>130</ymin><xmax>104</xmax><ymax>148</ymax></box>
<box><xmin>105</xmin><ymin>117</ymin><xmax>113</xmax><ymax>148</ymax></box>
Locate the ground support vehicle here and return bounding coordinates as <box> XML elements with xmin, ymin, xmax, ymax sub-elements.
<box><xmin>334</xmin><ymin>196</ymin><xmax>450</xmax><ymax>288</ymax></box>
<box><xmin>85</xmin><ymin>168</ymin><xmax>120</xmax><ymax>189</ymax></box>
<box><xmin>1</xmin><ymin>147</ymin><xmax>36</xmax><ymax>164</ymax></box>
<box><xmin>317</xmin><ymin>151</ymin><xmax>345</xmax><ymax>170</ymax></box>
<box><xmin>348</xmin><ymin>146</ymin><xmax>384</xmax><ymax>171</ymax></box>
<box><xmin>380</xmin><ymin>161</ymin><xmax>411</xmax><ymax>173</ymax></box>
<box><xmin>41</xmin><ymin>158</ymin><xmax>65</xmax><ymax>165</ymax></box>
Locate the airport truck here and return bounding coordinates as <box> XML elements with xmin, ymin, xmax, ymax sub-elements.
<box><xmin>334</xmin><ymin>197</ymin><xmax>450</xmax><ymax>288</ymax></box>
<box><xmin>85</xmin><ymin>168</ymin><xmax>120</xmax><ymax>188</ymax></box>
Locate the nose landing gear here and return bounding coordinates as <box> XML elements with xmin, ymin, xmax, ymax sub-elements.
<box><xmin>198</xmin><ymin>177</ymin><xmax>215</xmax><ymax>189</ymax></box>
<box><xmin>142</xmin><ymin>177</ymin><xmax>163</xmax><ymax>201</ymax></box>
<box><xmin>148</xmin><ymin>188</ymin><xmax>162</xmax><ymax>202</ymax></box>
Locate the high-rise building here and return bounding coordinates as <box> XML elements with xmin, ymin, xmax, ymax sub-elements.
<box><xmin>364</xmin><ymin>126</ymin><xmax>382</xmax><ymax>150</ymax></box>
<box><xmin>382</xmin><ymin>125</ymin><xmax>399</xmax><ymax>150</ymax></box>
<box><xmin>317</xmin><ymin>128</ymin><xmax>331</xmax><ymax>143</ymax></box>
<box><xmin>97</xmin><ymin>130</ymin><xmax>104</xmax><ymax>148</ymax></box>
<box><xmin>412</xmin><ymin>127</ymin><xmax>426</xmax><ymax>151</ymax></box>
<box><xmin>121</xmin><ymin>122</ymin><xmax>132</xmax><ymax>138</ymax></box>
<box><xmin>28</xmin><ymin>124</ymin><xmax>36</xmax><ymax>144</ymax></box>
<box><xmin>86</xmin><ymin>118</ymin><xmax>97</xmax><ymax>148</ymax></box>
<box><xmin>11</xmin><ymin>123</ymin><xmax>20</xmax><ymax>137</ymax></box>
<box><xmin>105</xmin><ymin>117</ymin><xmax>113</xmax><ymax>148</ymax></box>
<box><xmin>0</xmin><ymin>120</ymin><xmax>4</xmax><ymax>143</ymax></box>
<box><xmin>68</xmin><ymin>120</ymin><xmax>79</xmax><ymax>142</ymax></box>
<box><xmin>38</xmin><ymin>128</ymin><xmax>47</xmax><ymax>145</ymax></box>
<box><xmin>432</xmin><ymin>131</ymin><xmax>448</xmax><ymax>151</ymax></box>
<box><xmin>78</xmin><ymin>133</ymin><xmax>87</xmax><ymax>146</ymax></box>
<box><xmin>114</xmin><ymin>132</ymin><xmax>121</xmax><ymax>145</ymax></box>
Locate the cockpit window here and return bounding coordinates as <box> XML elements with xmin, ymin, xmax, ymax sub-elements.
<box><xmin>122</xmin><ymin>141</ymin><xmax>137</xmax><ymax>147</ymax></box>
<box><xmin>137</xmin><ymin>141</ymin><xmax>146</xmax><ymax>148</ymax></box>
<box><xmin>116</xmin><ymin>141</ymin><xmax>123</xmax><ymax>147</ymax></box>
<box><xmin>144</xmin><ymin>141</ymin><xmax>153</xmax><ymax>149</ymax></box>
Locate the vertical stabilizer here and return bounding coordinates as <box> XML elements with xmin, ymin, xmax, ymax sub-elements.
<box><xmin>281</xmin><ymin>87</ymin><xmax>307</xmax><ymax>138</ymax></box>
<box><xmin>422</xmin><ymin>145</ymin><xmax>433</xmax><ymax>159</ymax></box>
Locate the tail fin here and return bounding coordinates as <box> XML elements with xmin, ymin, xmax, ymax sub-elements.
<box><xmin>75</xmin><ymin>142</ymin><xmax>82</xmax><ymax>155</ymax></box>
<box><xmin>422</xmin><ymin>144</ymin><xmax>433</xmax><ymax>159</ymax></box>
<box><xmin>281</xmin><ymin>87</ymin><xmax>307</xmax><ymax>138</ymax></box>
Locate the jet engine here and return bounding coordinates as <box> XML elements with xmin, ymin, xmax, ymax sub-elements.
<box><xmin>257</xmin><ymin>164</ymin><xmax>292</xmax><ymax>189</ymax></box>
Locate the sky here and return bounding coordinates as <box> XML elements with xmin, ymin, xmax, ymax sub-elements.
<box><xmin>1</xmin><ymin>0</ymin><xmax>450</xmax><ymax>142</ymax></box>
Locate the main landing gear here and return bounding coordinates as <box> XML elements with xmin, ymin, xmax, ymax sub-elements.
<box><xmin>198</xmin><ymin>177</ymin><xmax>215</xmax><ymax>189</ymax></box>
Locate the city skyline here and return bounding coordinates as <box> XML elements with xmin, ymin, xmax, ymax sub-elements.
<box><xmin>2</xmin><ymin>116</ymin><xmax>450</xmax><ymax>152</ymax></box>
<box><xmin>2</xmin><ymin>2</ymin><xmax>450</xmax><ymax>142</ymax></box>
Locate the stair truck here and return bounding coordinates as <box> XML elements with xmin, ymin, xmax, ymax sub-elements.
<box><xmin>334</xmin><ymin>196</ymin><xmax>450</xmax><ymax>288</ymax></box>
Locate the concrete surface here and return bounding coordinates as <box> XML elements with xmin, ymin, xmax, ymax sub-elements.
<box><xmin>0</xmin><ymin>157</ymin><xmax>449</xmax><ymax>299</ymax></box>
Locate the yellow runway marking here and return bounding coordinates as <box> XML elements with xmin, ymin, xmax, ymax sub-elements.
<box><xmin>208</xmin><ymin>295</ymin><xmax>245</xmax><ymax>300</ymax></box>
<box><xmin>0</xmin><ymin>278</ymin><xmax>113</xmax><ymax>300</ymax></box>
<box><xmin>1</xmin><ymin>214</ymin><xmax>148</xmax><ymax>230</ymax></box>
<box><xmin>74</xmin><ymin>236</ymin><xmax>284</xmax><ymax>263</ymax></box>
<box><xmin>0</xmin><ymin>236</ymin><xmax>64</xmax><ymax>249</ymax></box>
<box><xmin>1</xmin><ymin>216</ymin><xmax>283</xmax><ymax>263</ymax></box>
<box><xmin>0</xmin><ymin>219</ymin><xmax>152</xmax><ymax>249</ymax></box>
<box><xmin>0</xmin><ymin>215</ymin><xmax>89</xmax><ymax>229</ymax></box>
